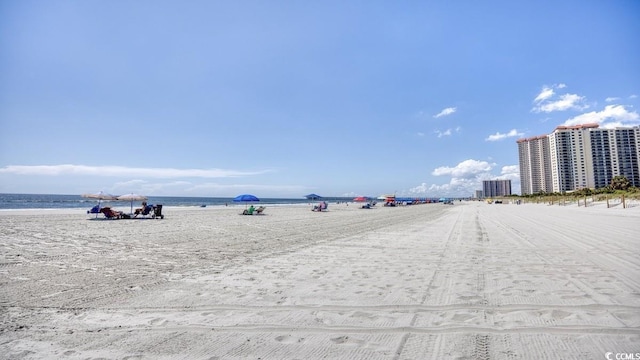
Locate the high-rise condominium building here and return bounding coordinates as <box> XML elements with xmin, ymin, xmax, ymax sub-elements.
<box><xmin>482</xmin><ymin>180</ymin><xmax>512</xmax><ymax>198</ymax></box>
<box><xmin>590</xmin><ymin>127</ymin><xmax>640</xmax><ymax>188</ymax></box>
<box><xmin>548</xmin><ymin>123</ymin><xmax>598</xmax><ymax>193</ymax></box>
<box><xmin>517</xmin><ymin>124</ymin><xmax>640</xmax><ymax>194</ymax></box>
<box><xmin>517</xmin><ymin>135</ymin><xmax>552</xmax><ymax>195</ymax></box>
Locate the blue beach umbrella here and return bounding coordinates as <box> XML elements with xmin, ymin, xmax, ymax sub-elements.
<box><xmin>233</xmin><ymin>194</ymin><xmax>260</xmax><ymax>202</ymax></box>
<box><xmin>304</xmin><ymin>193</ymin><xmax>322</xmax><ymax>200</ymax></box>
<box><xmin>233</xmin><ymin>194</ymin><xmax>260</xmax><ymax>208</ymax></box>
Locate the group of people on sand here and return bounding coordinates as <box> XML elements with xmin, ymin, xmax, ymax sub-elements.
<box><xmin>91</xmin><ymin>201</ymin><xmax>155</xmax><ymax>219</ymax></box>
<box><xmin>312</xmin><ymin>201</ymin><xmax>328</xmax><ymax>212</ymax></box>
<box><xmin>242</xmin><ymin>205</ymin><xmax>266</xmax><ymax>215</ymax></box>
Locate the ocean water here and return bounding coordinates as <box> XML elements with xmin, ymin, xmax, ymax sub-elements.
<box><xmin>0</xmin><ymin>193</ymin><xmax>354</xmax><ymax>210</ymax></box>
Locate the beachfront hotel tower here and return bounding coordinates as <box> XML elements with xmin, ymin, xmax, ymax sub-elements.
<box><xmin>517</xmin><ymin>135</ymin><xmax>553</xmax><ymax>195</ymax></box>
<box><xmin>482</xmin><ymin>180</ymin><xmax>512</xmax><ymax>198</ymax></box>
<box><xmin>589</xmin><ymin>126</ymin><xmax>640</xmax><ymax>188</ymax></box>
<box><xmin>517</xmin><ymin>124</ymin><xmax>640</xmax><ymax>194</ymax></box>
<box><xmin>548</xmin><ymin>123</ymin><xmax>598</xmax><ymax>193</ymax></box>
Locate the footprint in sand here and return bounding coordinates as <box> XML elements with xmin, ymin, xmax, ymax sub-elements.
<box><xmin>149</xmin><ymin>318</ymin><xmax>168</xmax><ymax>326</ymax></box>
<box><xmin>550</xmin><ymin>310</ymin><xmax>576</xmax><ymax>320</ymax></box>
<box><xmin>452</xmin><ymin>313</ymin><xmax>477</xmax><ymax>322</ymax></box>
<box><xmin>275</xmin><ymin>335</ymin><xmax>305</xmax><ymax>344</ymax></box>
<box><xmin>332</xmin><ymin>335</ymin><xmax>347</xmax><ymax>343</ymax></box>
<box><xmin>330</xmin><ymin>336</ymin><xmax>383</xmax><ymax>350</ymax></box>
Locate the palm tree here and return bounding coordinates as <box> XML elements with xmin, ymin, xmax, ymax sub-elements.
<box><xmin>610</xmin><ymin>176</ymin><xmax>631</xmax><ymax>191</ymax></box>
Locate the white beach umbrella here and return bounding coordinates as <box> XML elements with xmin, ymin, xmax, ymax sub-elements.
<box><xmin>116</xmin><ymin>193</ymin><xmax>148</xmax><ymax>214</ymax></box>
<box><xmin>81</xmin><ymin>191</ymin><xmax>118</xmax><ymax>202</ymax></box>
<box><xmin>82</xmin><ymin>191</ymin><xmax>119</xmax><ymax>217</ymax></box>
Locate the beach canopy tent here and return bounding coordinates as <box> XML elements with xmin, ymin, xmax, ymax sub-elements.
<box><xmin>378</xmin><ymin>194</ymin><xmax>396</xmax><ymax>200</ymax></box>
<box><xmin>304</xmin><ymin>193</ymin><xmax>322</xmax><ymax>200</ymax></box>
<box><xmin>396</xmin><ymin>197</ymin><xmax>419</xmax><ymax>204</ymax></box>
<box><xmin>353</xmin><ymin>196</ymin><xmax>369</xmax><ymax>202</ymax></box>
<box><xmin>377</xmin><ymin>194</ymin><xmax>396</xmax><ymax>201</ymax></box>
<box><xmin>117</xmin><ymin>193</ymin><xmax>148</xmax><ymax>214</ymax></box>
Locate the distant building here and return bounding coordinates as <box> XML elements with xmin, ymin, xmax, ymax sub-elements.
<box><xmin>474</xmin><ymin>190</ymin><xmax>483</xmax><ymax>199</ymax></box>
<box><xmin>517</xmin><ymin>124</ymin><xmax>640</xmax><ymax>194</ymax></box>
<box><xmin>482</xmin><ymin>180</ymin><xmax>512</xmax><ymax>198</ymax></box>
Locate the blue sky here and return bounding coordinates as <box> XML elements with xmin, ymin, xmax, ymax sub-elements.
<box><xmin>1</xmin><ymin>1</ymin><xmax>639</xmax><ymax>198</ymax></box>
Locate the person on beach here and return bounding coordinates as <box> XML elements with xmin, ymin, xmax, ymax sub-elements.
<box><xmin>100</xmin><ymin>207</ymin><xmax>123</xmax><ymax>219</ymax></box>
<box><xmin>134</xmin><ymin>202</ymin><xmax>148</xmax><ymax>216</ymax></box>
<box><xmin>243</xmin><ymin>205</ymin><xmax>255</xmax><ymax>215</ymax></box>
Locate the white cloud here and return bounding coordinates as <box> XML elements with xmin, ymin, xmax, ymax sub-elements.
<box><xmin>407</xmin><ymin>183</ymin><xmax>430</xmax><ymax>194</ymax></box>
<box><xmin>605</xmin><ymin>97</ymin><xmax>620</xmax><ymax>102</ymax></box>
<box><xmin>434</xmin><ymin>107</ymin><xmax>457</xmax><ymax>118</ymax></box>
<box><xmin>404</xmin><ymin>160</ymin><xmax>520</xmax><ymax>197</ymax></box>
<box><xmin>0</xmin><ymin>164</ymin><xmax>272</xmax><ymax>178</ymax></box>
<box><xmin>533</xmin><ymin>93</ymin><xmax>587</xmax><ymax>113</ymax></box>
<box><xmin>562</xmin><ymin>104</ymin><xmax>639</xmax><ymax>127</ymax></box>
<box><xmin>485</xmin><ymin>129</ymin><xmax>524</xmax><ymax>142</ymax></box>
<box><xmin>432</xmin><ymin>159</ymin><xmax>494</xmax><ymax>179</ymax></box>
<box><xmin>532</xmin><ymin>84</ymin><xmax>588</xmax><ymax>113</ymax></box>
<box><xmin>534</xmin><ymin>86</ymin><xmax>555</xmax><ymax>103</ymax></box>
<box><xmin>407</xmin><ymin>179</ymin><xmax>474</xmax><ymax>196</ymax></box>
<box><xmin>500</xmin><ymin>165</ymin><xmax>519</xmax><ymax>177</ymax></box>
<box><xmin>434</xmin><ymin>127</ymin><xmax>461</xmax><ymax>138</ymax></box>
<box><xmin>108</xmin><ymin>179</ymin><xmax>307</xmax><ymax>197</ymax></box>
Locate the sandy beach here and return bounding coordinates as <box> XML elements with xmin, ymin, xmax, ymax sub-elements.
<box><xmin>1</xmin><ymin>201</ymin><xmax>639</xmax><ymax>359</ymax></box>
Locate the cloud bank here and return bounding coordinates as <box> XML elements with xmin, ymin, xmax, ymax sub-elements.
<box><xmin>485</xmin><ymin>129</ymin><xmax>524</xmax><ymax>141</ymax></box>
<box><xmin>532</xmin><ymin>84</ymin><xmax>639</xmax><ymax>129</ymax></box>
<box><xmin>562</xmin><ymin>104</ymin><xmax>639</xmax><ymax>128</ymax></box>
<box><xmin>405</xmin><ymin>160</ymin><xmax>521</xmax><ymax>197</ymax></box>
<box><xmin>0</xmin><ymin>165</ymin><xmax>271</xmax><ymax>178</ymax></box>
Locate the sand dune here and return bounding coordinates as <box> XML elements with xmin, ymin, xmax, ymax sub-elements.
<box><xmin>1</xmin><ymin>202</ymin><xmax>639</xmax><ymax>359</ymax></box>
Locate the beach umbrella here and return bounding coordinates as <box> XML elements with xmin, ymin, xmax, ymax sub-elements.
<box><xmin>81</xmin><ymin>191</ymin><xmax>118</xmax><ymax>217</ymax></box>
<box><xmin>233</xmin><ymin>194</ymin><xmax>260</xmax><ymax>208</ymax></box>
<box><xmin>117</xmin><ymin>193</ymin><xmax>148</xmax><ymax>214</ymax></box>
<box><xmin>304</xmin><ymin>193</ymin><xmax>322</xmax><ymax>200</ymax></box>
<box><xmin>233</xmin><ymin>194</ymin><xmax>260</xmax><ymax>202</ymax></box>
<box><xmin>82</xmin><ymin>191</ymin><xmax>118</xmax><ymax>202</ymax></box>
<box><xmin>353</xmin><ymin>196</ymin><xmax>368</xmax><ymax>202</ymax></box>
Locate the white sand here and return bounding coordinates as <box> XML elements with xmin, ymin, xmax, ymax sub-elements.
<box><xmin>1</xmin><ymin>202</ymin><xmax>639</xmax><ymax>359</ymax></box>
